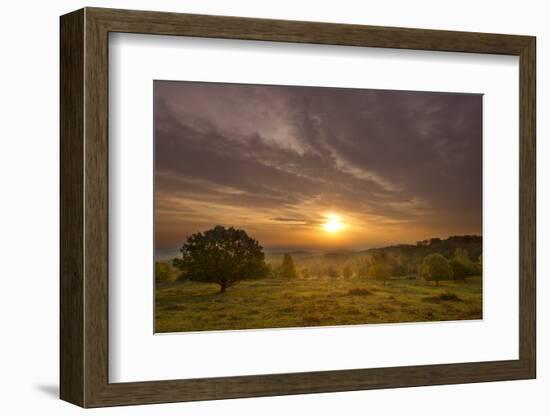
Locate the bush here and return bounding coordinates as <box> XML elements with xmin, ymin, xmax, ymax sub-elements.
<box><xmin>422</xmin><ymin>253</ymin><xmax>453</xmax><ymax>286</ymax></box>
<box><xmin>155</xmin><ymin>261</ymin><xmax>177</xmax><ymax>282</ymax></box>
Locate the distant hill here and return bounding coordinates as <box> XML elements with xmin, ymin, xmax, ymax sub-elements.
<box><xmin>265</xmin><ymin>250</ymin><xmax>316</xmax><ymax>264</ymax></box>
<box><xmin>265</xmin><ymin>235</ymin><xmax>482</xmax><ymax>277</ymax></box>
<box><xmin>161</xmin><ymin>236</ymin><xmax>482</xmax><ymax>278</ymax></box>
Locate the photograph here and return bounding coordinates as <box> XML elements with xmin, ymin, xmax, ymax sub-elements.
<box><xmin>154</xmin><ymin>80</ymin><xmax>483</xmax><ymax>333</ymax></box>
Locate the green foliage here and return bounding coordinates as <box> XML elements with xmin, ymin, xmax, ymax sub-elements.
<box><xmin>173</xmin><ymin>226</ymin><xmax>269</xmax><ymax>293</ymax></box>
<box><xmin>450</xmin><ymin>259</ymin><xmax>468</xmax><ymax>281</ymax></box>
<box><xmin>391</xmin><ymin>262</ymin><xmax>406</xmax><ymax>277</ymax></box>
<box><xmin>422</xmin><ymin>253</ymin><xmax>453</xmax><ymax>286</ymax></box>
<box><xmin>280</xmin><ymin>253</ymin><xmax>298</xmax><ymax>279</ymax></box>
<box><xmin>368</xmin><ymin>262</ymin><xmax>391</xmax><ymax>284</ymax></box>
<box><xmin>155</xmin><ymin>261</ymin><xmax>177</xmax><ymax>282</ymax></box>
<box><xmin>450</xmin><ymin>248</ymin><xmax>476</xmax><ymax>281</ymax></box>
<box><xmin>367</xmin><ymin>251</ymin><xmax>392</xmax><ymax>284</ymax></box>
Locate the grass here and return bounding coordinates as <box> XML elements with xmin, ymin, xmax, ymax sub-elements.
<box><xmin>155</xmin><ymin>276</ymin><xmax>482</xmax><ymax>333</ymax></box>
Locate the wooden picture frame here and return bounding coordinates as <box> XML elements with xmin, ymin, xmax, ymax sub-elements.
<box><xmin>60</xmin><ymin>7</ymin><xmax>536</xmax><ymax>408</ymax></box>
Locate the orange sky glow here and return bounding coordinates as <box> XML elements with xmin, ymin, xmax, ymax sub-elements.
<box><xmin>154</xmin><ymin>81</ymin><xmax>482</xmax><ymax>256</ymax></box>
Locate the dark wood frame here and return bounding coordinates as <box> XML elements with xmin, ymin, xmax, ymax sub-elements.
<box><xmin>60</xmin><ymin>7</ymin><xmax>536</xmax><ymax>408</ymax></box>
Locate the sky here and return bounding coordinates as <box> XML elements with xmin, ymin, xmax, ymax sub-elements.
<box><xmin>154</xmin><ymin>80</ymin><xmax>482</xmax><ymax>255</ymax></box>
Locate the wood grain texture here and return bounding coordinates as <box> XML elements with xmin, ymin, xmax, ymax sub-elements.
<box><xmin>59</xmin><ymin>8</ymin><xmax>84</xmax><ymax>407</ymax></box>
<box><xmin>59</xmin><ymin>7</ymin><xmax>536</xmax><ymax>408</ymax></box>
<box><xmin>518</xmin><ymin>38</ymin><xmax>536</xmax><ymax>375</ymax></box>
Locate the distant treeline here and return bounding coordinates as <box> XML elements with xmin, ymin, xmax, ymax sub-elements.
<box><xmin>263</xmin><ymin>235</ymin><xmax>482</xmax><ymax>285</ymax></box>
<box><xmin>157</xmin><ymin>231</ymin><xmax>482</xmax><ymax>290</ymax></box>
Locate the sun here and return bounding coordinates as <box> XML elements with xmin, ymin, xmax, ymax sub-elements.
<box><xmin>322</xmin><ymin>214</ymin><xmax>345</xmax><ymax>233</ymax></box>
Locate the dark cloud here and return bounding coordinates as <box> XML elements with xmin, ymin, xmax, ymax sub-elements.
<box><xmin>155</xmin><ymin>80</ymin><xmax>482</xmax><ymax>250</ymax></box>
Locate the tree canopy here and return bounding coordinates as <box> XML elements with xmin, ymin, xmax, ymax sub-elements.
<box><xmin>280</xmin><ymin>253</ymin><xmax>298</xmax><ymax>279</ymax></box>
<box><xmin>368</xmin><ymin>262</ymin><xmax>391</xmax><ymax>284</ymax></box>
<box><xmin>422</xmin><ymin>253</ymin><xmax>453</xmax><ymax>285</ymax></box>
<box><xmin>173</xmin><ymin>226</ymin><xmax>269</xmax><ymax>293</ymax></box>
<box><xmin>368</xmin><ymin>251</ymin><xmax>392</xmax><ymax>284</ymax></box>
<box><xmin>449</xmin><ymin>248</ymin><xmax>476</xmax><ymax>281</ymax></box>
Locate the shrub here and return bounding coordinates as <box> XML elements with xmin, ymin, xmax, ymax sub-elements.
<box><xmin>155</xmin><ymin>261</ymin><xmax>177</xmax><ymax>282</ymax></box>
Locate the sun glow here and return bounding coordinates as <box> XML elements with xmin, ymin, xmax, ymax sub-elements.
<box><xmin>322</xmin><ymin>214</ymin><xmax>345</xmax><ymax>233</ymax></box>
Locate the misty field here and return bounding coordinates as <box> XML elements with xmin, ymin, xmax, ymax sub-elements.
<box><xmin>155</xmin><ymin>276</ymin><xmax>482</xmax><ymax>333</ymax></box>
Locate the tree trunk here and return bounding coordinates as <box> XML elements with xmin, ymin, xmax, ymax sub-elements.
<box><xmin>219</xmin><ymin>280</ymin><xmax>227</xmax><ymax>293</ymax></box>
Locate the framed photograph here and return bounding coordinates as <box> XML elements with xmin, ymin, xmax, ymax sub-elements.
<box><xmin>60</xmin><ymin>7</ymin><xmax>536</xmax><ymax>407</ymax></box>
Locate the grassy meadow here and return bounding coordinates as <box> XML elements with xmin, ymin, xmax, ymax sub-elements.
<box><xmin>155</xmin><ymin>275</ymin><xmax>482</xmax><ymax>333</ymax></box>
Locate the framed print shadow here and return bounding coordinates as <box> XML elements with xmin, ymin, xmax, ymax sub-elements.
<box><xmin>60</xmin><ymin>7</ymin><xmax>536</xmax><ymax>408</ymax></box>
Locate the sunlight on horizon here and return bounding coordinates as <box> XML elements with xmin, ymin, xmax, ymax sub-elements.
<box><xmin>322</xmin><ymin>213</ymin><xmax>345</xmax><ymax>234</ymax></box>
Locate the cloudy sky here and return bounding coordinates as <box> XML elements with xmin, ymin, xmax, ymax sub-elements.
<box><xmin>154</xmin><ymin>80</ymin><xmax>482</xmax><ymax>254</ymax></box>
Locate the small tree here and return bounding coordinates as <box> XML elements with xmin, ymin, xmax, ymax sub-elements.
<box><xmin>368</xmin><ymin>262</ymin><xmax>391</xmax><ymax>285</ymax></box>
<box><xmin>422</xmin><ymin>253</ymin><xmax>453</xmax><ymax>286</ymax></box>
<box><xmin>280</xmin><ymin>253</ymin><xmax>298</xmax><ymax>279</ymax></box>
<box><xmin>342</xmin><ymin>265</ymin><xmax>352</xmax><ymax>280</ymax></box>
<box><xmin>391</xmin><ymin>262</ymin><xmax>406</xmax><ymax>277</ymax></box>
<box><xmin>173</xmin><ymin>226</ymin><xmax>269</xmax><ymax>293</ymax></box>
<box><xmin>450</xmin><ymin>248</ymin><xmax>476</xmax><ymax>281</ymax></box>
<box><xmin>367</xmin><ymin>251</ymin><xmax>392</xmax><ymax>285</ymax></box>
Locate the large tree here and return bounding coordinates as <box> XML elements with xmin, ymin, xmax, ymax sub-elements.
<box><xmin>173</xmin><ymin>226</ymin><xmax>269</xmax><ymax>293</ymax></box>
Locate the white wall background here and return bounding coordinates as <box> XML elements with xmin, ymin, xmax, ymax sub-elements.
<box><xmin>0</xmin><ymin>0</ymin><xmax>545</xmax><ymax>414</ymax></box>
